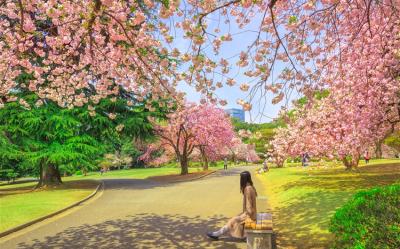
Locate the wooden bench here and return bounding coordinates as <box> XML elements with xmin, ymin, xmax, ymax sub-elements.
<box><xmin>244</xmin><ymin>213</ymin><xmax>273</xmax><ymax>249</ymax></box>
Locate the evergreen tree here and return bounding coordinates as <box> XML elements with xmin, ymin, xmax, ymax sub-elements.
<box><xmin>0</xmin><ymin>91</ymin><xmax>165</xmax><ymax>187</ymax></box>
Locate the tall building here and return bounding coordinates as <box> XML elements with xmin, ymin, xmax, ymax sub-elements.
<box><xmin>225</xmin><ymin>108</ymin><xmax>245</xmax><ymax>122</ymax></box>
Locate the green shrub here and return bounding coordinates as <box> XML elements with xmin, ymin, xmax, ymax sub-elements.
<box><xmin>75</xmin><ymin>170</ymin><xmax>82</xmax><ymax>176</ymax></box>
<box><xmin>329</xmin><ymin>184</ymin><xmax>400</xmax><ymax>249</ymax></box>
<box><xmin>0</xmin><ymin>169</ymin><xmax>19</xmax><ymax>182</ymax></box>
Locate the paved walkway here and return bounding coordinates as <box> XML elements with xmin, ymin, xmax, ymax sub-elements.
<box><xmin>0</xmin><ymin>166</ymin><xmax>268</xmax><ymax>249</ymax></box>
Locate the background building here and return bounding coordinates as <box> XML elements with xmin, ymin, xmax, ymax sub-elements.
<box><xmin>225</xmin><ymin>108</ymin><xmax>245</xmax><ymax>122</ymax></box>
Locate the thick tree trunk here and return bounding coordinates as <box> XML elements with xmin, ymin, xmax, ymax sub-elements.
<box><xmin>36</xmin><ymin>164</ymin><xmax>62</xmax><ymax>188</ymax></box>
<box><xmin>275</xmin><ymin>157</ymin><xmax>285</xmax><ymax>168</ymax></box>
<box><xmin>375</xmin><ymin>141</ymin><xmax>383</xmax><ymax>159</ymax></box>
<box><xmin>342</xmin><ymin>156</ymin><xmax>360</xmax><ymax>170</ymax></box>
<box><xmin>200</xmin><ymin>148</ymin><xmax>208</xmax><ymax>170</ymax></box>
<box><xmin>230</xmin><ymin>153</ymin><xmax>236</xmax><ymax>163</ymax></box>
<box><xmin>180</xmin><ymin>155</ymin><xmax>189</xmax><ymax>175</ymax></box>
<box><xmin>342</xmin><ymin>157</ymin><xmax>352</xmax><ymax>170</ymax></box>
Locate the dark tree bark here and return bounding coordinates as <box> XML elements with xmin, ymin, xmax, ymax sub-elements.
<box><xmin>180</xmin><ymin>154</ymin><xmax>189</xmax><ymax>175</ymax></box>
<box><xmin>199</xmin><ymin>147</ymin><xmax>209</xmax><ymax>170</ymax></box>
<box><xmin>342</xmin><ymin>155</ymin><xmax>360</xmax><ymax>170</ymax></box>
<box><xmin>36</xmin><ymin>164</ymin><xmax>62</xmax><ymax>188</ymax></box>
<box><xmin>276</xmin><ymin>160</ymin><xmax>284</xmax><ymax>168</ymax></box>
<box><xmin>375</xmin><ymin>141</ymin><xmax>383</xmax><ymax>159</ymax></box>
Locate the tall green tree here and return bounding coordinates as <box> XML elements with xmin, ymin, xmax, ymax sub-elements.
<box><xmin>0</xmin><ymin>91</ymin><xmax>163</xmax><ymax>187</ymax></box>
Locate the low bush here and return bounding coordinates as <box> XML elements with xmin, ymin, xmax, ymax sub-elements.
<box><xmin>329</xmin><ymin>183</ymin><xmax>400</xmax><ymax>249</ymax></box>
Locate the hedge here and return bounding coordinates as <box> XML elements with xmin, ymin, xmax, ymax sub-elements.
<box><xmin>329</xmin><ymin>183</ymin><xmax>400</xmax><ymax>249</ymax></box>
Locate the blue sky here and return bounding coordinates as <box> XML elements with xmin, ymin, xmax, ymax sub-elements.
<box><xmin>168</xmin><ymin>9</ymin><xmax>301</xmax><ymax>123</ymax></box>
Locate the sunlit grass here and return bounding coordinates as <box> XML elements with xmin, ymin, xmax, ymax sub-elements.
<box><xmin>258</xmin><ymin>159</ymin><xmax>400</xmax><ymax>249</ymax></box>
<box><xmin>0</xmin><ymin>180</ymin><xmax>98</xmax><ymax>232</ymax></box>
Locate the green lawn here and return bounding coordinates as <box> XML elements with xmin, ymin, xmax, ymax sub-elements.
<box><xmin>0</xmin><ymin>180</ymin><xmax>98</xmax><ymax>232</ymax></box>
<box><xmin>258</xmin><ymin>159</ymin><xmax>400</xmax><ymax>249</ymax></box>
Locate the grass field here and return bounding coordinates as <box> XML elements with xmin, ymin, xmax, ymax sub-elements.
<box><xmin>258</xmin><ymin>159</ymin><xmax>400</xmax><ymax>249</ymax></box>
<box><xmin>0</xmin><ymin>180</ymin><xmax>98</xmax><ymax>232</ymax></box>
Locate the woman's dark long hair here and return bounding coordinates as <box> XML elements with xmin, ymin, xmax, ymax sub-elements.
<box><xmin>240</xmin><ymin>171</ymin><xmax>256</xmax><ymax>194</ymax></box>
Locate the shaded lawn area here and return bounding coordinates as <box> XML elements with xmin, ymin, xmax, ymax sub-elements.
<box><xmin>259</xmin><ymin>161</ymin><xmax>400</xmax><ymax>249</ymax></box>
<box><xmin>0</xmin><ymin>180</ymin><xmax>98</xmax><ymax>233</ymax></box>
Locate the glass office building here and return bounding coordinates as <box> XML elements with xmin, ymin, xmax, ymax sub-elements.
<box><xmin>225</xmin><ymin>108</ymin><xmax>245</xmax><ymax>122</ymax></box>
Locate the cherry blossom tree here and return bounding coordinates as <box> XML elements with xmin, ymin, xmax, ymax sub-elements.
<box><xmin>271</xmin><ymin>85</ymin><xmax>399</xmax><ymax>169</ymax></box>
<box><xmin>2</xmin><ymin>1</ymin><xmax>398</xmax><ymax>166</ymax></box>
<box><xmin>154</xmin><ymin>103</ymin><xmax>234</xmax><ymax>174</ymax></box>
<box><xmin>0</xmin><ymin>0</ymin><xmax>182</xmax><ymax>109</ymax></box>
<box><xmin>192</xmin><ymin>104</ymin><xmax>235</xmax><ymax>170</ymax></box>
<box><xmin>222</xmin><ymin>136</ymin><xmax>260</xmax><ymax>164</ymax></box>
<box><xmin>2</xmin><ymin>1</ymin><xmax>398</xmax><ymax>112</ymax></box>
<box><xmin>138</xmin><ymin>142</ymin><xmax>176</xmax><ymax>167</ymax></box>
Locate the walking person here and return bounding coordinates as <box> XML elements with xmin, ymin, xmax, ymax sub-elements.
<box><xmin>302</xmin><ymin>152</ymin><xmax>310</xmax><ymax>167</ymax></box>
<box><xmin>364</xmin><ymin>151</ymin><xmax>370</xmax><ymax>164</ymax></box>
<box><xmin>224</xmin><ymin>157</ymin><xmax>228</xmax><ymax>170</ymax></box>
<box><xmin>263</xmin><ymin>159</ymin><xmax>269</xmax><ymax>172</ymax></box>
<box><xmin>207</xmin><ymin>171</ymin><xmax>257</xmax><ymax>240</ymax></box>
<box><xmin>301</xmin><ymin>153</ymin><xmax>306</xmax><ymax>167</ymax></box>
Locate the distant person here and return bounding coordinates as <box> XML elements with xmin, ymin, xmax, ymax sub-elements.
<box><xmin>100</xmin><ymin>168</ymin><xmax>104</xmax><ymax>175</ymax></box>
<box><xmin>207</xmin><ymin>171</ymin><xmax>257</xmax><ymax>240</ymax></box>
<box><xmin>224</xmin><ymin>158</ymin><xmax>228</xmax><ymax>170</ymax></box>
<box><xmin>301</xmin><ymin>153</ymin><xmax>306</xmax><ymax>167</ymax></box>
<box><xmin>263</xmin><ymin>159</ymin><xmax>269</xmax><ymax>172</ymax></box>
<box><xmin>364</xmin><ymin>151</ymin><xmax>370</xmax><ymax>164</ymax></box>
<box><xmin>302</xmin><ymin>153</ymin><xmax>310</xmax><ymax>167</ymax></box>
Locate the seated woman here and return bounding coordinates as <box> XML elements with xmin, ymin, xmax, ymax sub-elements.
<box><xmin>207</xmin><ymin>171</ymin><xmax>257</xmax><ymax>240</ymax></box>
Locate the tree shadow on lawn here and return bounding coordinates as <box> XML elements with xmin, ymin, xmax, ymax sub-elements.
<box><xmin>272</xmin><ymin>163</ymin><xmax>400</xmax><ymax>249</ymax></box>
<box><xmin>271</xmin><ymin>190</ymin><xmax>348</xmax><ymax>249</ymax></box>
<box><xmin>281</xmin><ymin>163</ymin><xmax>400</xmax><ymax>192</ymax></box>
<box><xmin>16</xmin><ymin>214</ymin><xmax>245</xmax><ymax>249</ymax></box>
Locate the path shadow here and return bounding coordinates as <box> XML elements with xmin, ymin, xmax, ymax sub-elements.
<box><xmin>101</xmin><ymin>167</ymin><xmax>255</xmax><ymax>191</ymax></box>
<box><xmin>16</xmin><ymin>214</ymin><xmax>245</xmax><ymax>249</ymax></box>
<box><xmin>207</xmin><ymin>167</ymin><xmax>257</xmax><ymax>179</ymax></box>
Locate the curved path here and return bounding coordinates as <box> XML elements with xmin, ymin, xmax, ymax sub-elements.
<box><xmin>0</xmin><ymin>166</ymin><xmax>268</xmax><ymax>249</ymax></box>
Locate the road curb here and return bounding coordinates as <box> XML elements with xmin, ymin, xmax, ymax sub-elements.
<box><xmin>0</xmin><ymin>180</ymin><xmax>104</xmax><ymax>238</ymax></box>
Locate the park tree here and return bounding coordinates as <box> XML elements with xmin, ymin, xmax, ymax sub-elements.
<box><xmin>222</xmin><ymin>136</ymin><xmax>260</xmax><ymax>164</ymax></box>
<box><xmin>2</xmin><ymin>1</ymin><xmax>398</xmax><ymax>111</ymax></box>
<box><xmin>155</xmin><ymin>103</ymin><xmax>235</xmax><ymax>174</ymax></box>
<box><xmin>271</xmin><ymin>87</ymin><xmax>398</xmax><ymax>169</ymax></box>
<box><xmin>0</xmin><ymin>91</ymin><xmax>160</xmax><ymax>187</ymax></box>
<box><xmin>192</xmin><ymin>104</ymin><xmax>235</xmax><ymax>170</ymax></box>
<box><xmin>384</xmin><ymin>131</ymin><xmax>400</xmax><ymax>156</ymax></box>
<box><xmin>1</xmin><ymin>1</ymin><xmax>398</xmax><ymax>171</ymax></box>
<box><xmin>0</xmin><ymin>0</ymin><xmax>182</xmax><ymax>108</ymax></box>
<box><xmin>138</xmin><ymin>141</ymin><xmax>176</xmax><ymax>167</ymax></box>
